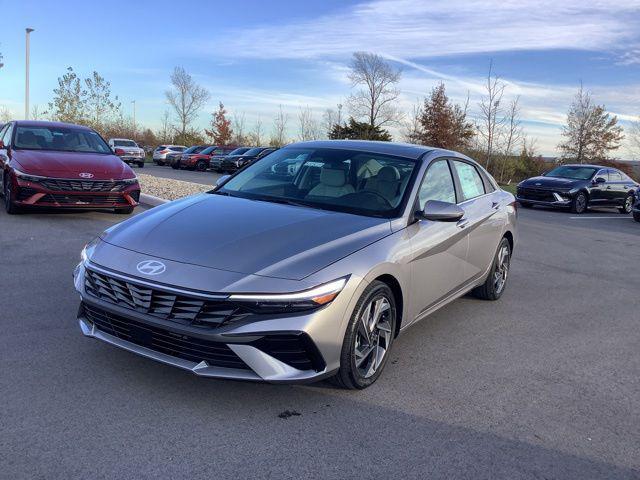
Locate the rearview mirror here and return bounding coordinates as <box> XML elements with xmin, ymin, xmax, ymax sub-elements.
<box><xmin>215</xmin><ymin>175</ymin><xmax>230</xmax><ymax>187</ymax></box>
<box><xmin>416</xmin><ymin>200</ymin><xmax>465</xmax><ymax>222</ymax></box>
<box><xmin>594</xmin><ymin>176</ymin><xmax>606</xmax><ymax>184</ymax></box>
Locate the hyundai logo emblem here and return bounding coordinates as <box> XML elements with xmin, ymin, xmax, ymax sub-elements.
<box><xmin>535</xmin><ymin>182</ymin><xmax>541</xmax><ymax>186</ymax></box>
<box><xmin>79</xmin><ymin>172</ymin><xmax>94</xmax><ymax>178</ymax></box>
<box><xmin>136</xmin><ymin>260</ymin><xmax>166</xmax><ymax>275</ymax></box>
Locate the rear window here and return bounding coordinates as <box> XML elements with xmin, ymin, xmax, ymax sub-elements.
<box><xmin>113</xmin><ymin>140</ymin><xmax>137</xmax><ymax>147</ymax></box>
<box><xmin>243</xmin><ymin>147</ymin><xmax>265</xmax><ymax>156</ymax></box>
<box><xmin>170</xmin><ymin>146</ymin><xmax>186</xmax><ymax>152</ymax></box>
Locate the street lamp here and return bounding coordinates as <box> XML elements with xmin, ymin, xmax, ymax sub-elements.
<box><xmin>131</xmin><ymin>100</ymin><xmax>136</xmax><ymax>139</ymax></box>
<box><xmin>25</xmin><ymin>28</ymin><xmax>35</xmax><ymax>120</ymax></box>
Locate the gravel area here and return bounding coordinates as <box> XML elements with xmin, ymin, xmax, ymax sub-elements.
<box><xmin>137</xmin><ymin>173</ymin><xmax>211</xmax><ymax>201</ymax></box>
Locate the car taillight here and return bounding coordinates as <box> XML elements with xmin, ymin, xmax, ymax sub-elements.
<box><xmin>159</xmin><ymin>149</ymin><xmax>169</xmax><ymax>154</ymax></box>
<box><xmin>115</xmin><ymin>148</ymin><xmax>126</xmax><ymax>155</ymax></box>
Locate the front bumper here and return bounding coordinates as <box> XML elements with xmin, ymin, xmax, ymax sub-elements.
<box><xmin>13</xmin><ymin>176</ymin><xmax>139</xmax><ymax>209</ymax></box>
<box><xmin>516</xmin><ymin>189</ymin><xmax>572</xmax><ymax>208</ymax></box>
<box><xmin>73</xmin><ymin>262</ymin><xmax>352</xmax><ymax>383</ymax></box>
<box><xmin>119</xmin><ymin>155</ymin><xmax>144</xmax><ymax>163</ymax></box>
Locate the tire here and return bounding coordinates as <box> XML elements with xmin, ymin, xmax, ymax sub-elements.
<box><xmin>171</xmin><ymin>163</ymin><xmax>180</xmax><ymax>170</ymax></box>
<box><xmin>156</xmin><ymin>160</ymin><xmax>164</xmax><ymax>166</ymax></box>
<box><xmin>138</xmin><ymin>162</ymin><xmax>145</xmax><ymax>168</ymax></box>
<box><xmin>114</xmin><ymin>206</ymin><xmax>134</xmax><ymax>214</ymax></box>
<box><xmin>619</xmin><ymin>194</ymin><xmax>633</xmax><ymax>214</ymax></box>
<box><xmin>473</xmin><ymin>237</ymin><xmax>512</xmax><ymax>301</ymax></box>
<box><xmin>634</xmin><ymin>211</ymin><xmax>640</xmax><ymax>223</ymax></box>
<box><xmin>570</xmin><ymin>191</ymin><xmax>588</xmax><ymax>214</ymax></box>
<box><xmin>3</xmin><ymin>177</ymin><xmax>20</xmax><ymax>215</ymax></box>
<box><xmin>519</xmin><ymin>201</ymin><xmax>533</xmax><ymax>209</ymax></box>
<box><xmin>331</xmin><ymin>281</ymin><xmax>397</xmax><ymax>389</ymax></box>
<box><xmin>196</xmin><ymin>160</ymin><xmax>207</xmax><ymax>172</ymax></box>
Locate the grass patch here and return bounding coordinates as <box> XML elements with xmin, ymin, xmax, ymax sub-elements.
<box><xmin>499</xmin><ymin>183</ymin><xmax>517</xmax><ymax>195</ymax></box>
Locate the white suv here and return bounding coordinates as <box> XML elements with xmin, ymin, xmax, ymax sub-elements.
<box><xmin>153</xmin><ymin>145</ymin><xmax>187</xmax><ymax>165</ymax></box>
<box><xmin>108</xmin><ymin>138</ymin><xmax>146</xmax><ymax>168</ymax></box>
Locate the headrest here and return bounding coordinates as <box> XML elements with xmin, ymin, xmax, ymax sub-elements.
<box><xmin>377</xmin><ymin>166</ymin><xmax>400</xmax><ymax>182</ymax></box>
<box><xmin>19</xmin><ymin>131</ymin><xmax>37</xmax><ymax>144</ymax></box>
<box><xmin>320</xmin><ymin>167</ymin><xmax>347</xmax><ymax>187</ymax></box>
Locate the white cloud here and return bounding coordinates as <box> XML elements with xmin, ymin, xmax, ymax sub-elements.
<box><xmin>202</xmin><ymin>0</ymin><xmax>640</xmax><ymax>61</ymax></box>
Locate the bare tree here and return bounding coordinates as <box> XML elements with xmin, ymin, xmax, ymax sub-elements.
<box><xmin>322</xmin><ymin>103</ymin><xmax>344</xmax><ymax>137</ymax></box>
<box><xmin>157</xmin><ymin>110</ymin><xmax>173</xmax><ymax>144</ymax></box>
<box><xmin>297</xmin><ymin>106</ymin><xmax>321</xmax><ymax>141</ymax></box>
<box><xmin>558</xmin><ymin>84</ymin><xmax>624</xmax><ymax>163</ymax></box>
<box><xmin>249</xmin><ymin>116</ymin><xmax>264</xmax><ymax>145</ymax></box>
<box><xmin>30</xmin><ymin>104</ymin><xmax>43</xmax><ymax>120</ymax></box>
<box><xmin>497</xmin><ymin>97</ymin><xmax>523</xmax><ymax>183</ymax></box>
<box><xmin>165</xmin><ymin>66</ymin><xmax>210</xmax><ymax>138</ymax></box>
<box><xmin>478</xmin><ymin>61</ymin><xmax>506</xmax><ymax>170</ymax></box>
<box><xmin>630</xmin><ymin>117</ymin><xmax>640</xmax><ymax>160</ymax></box>
<box><xmin>0</xmin><ymin>106</ymin><xmax>12</xmax><ymax>123</ymax></box>
<box><xmin>231</xmin><ymin>112</ymin><xmax>247</xmax><ymax>145</ymax></box>
<box><xmin>347</xmin><ymin>52</ymin><xmax>402</xmax><ymax>128</ymax></box>
<box><xmin>271</xmin><ymin>105</ymin><xmax>289</xmax><ymax>147</ymax></box>
<box><xmin>401</xmin><ymin>102</ymin><xmax>423</xmax><ymax>144</ymax></box>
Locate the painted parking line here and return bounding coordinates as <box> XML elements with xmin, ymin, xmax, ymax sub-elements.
<box><xmin>569</xmin><ymin>216</ymin><xmax>631</xmax><ymax>219</ymax></box>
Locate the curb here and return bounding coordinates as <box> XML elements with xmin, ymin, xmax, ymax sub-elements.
<box><xmin>140</xmin><ymin>193</ymin><xmax>169</xmax><ymax>208</ymax></box>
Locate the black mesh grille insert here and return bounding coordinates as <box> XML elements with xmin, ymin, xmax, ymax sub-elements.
<box><xmin>84</xmin><ymin>268</ymin><xmax>249</xmax><ymax>328</ymax></box>
<box><xmin>35</xmin><ymin>178</ymin><xmax>128</xmax><ymax>192</ymax></box>
<box><xmin>251</xmin><ymin>333</ymin><xmax>326</xmax><ymax>372</ymax></box>
<box><xmin>82</xmin><ymin>303</ymin><xmax>250</xmax><ymax>370</ymax></box>
<box><xmin>39</xmin><ymin>194</ymin><xmax>127</xmax><ymax>205</ymax></box>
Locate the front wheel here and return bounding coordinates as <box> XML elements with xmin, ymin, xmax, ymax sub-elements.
<box><xmin>619</xmin><ymin>194</ymin><xmax>633</xmax><ymax>214</ymax></box>
<box><xmin>571</xmin><ymin>192</ymin><xmax>588</xmax><ymax>214</ymax></box>
<box><xmin>196</xmin><ymin>160</ymin><xmax>207</xmax><ymax>171</ymax></box>
<box><xmin>3</xmin><ymin>177</ymin><xmax>21</xmax><ymax>215</ymax></box>
<box><xmin>331</xmin><ymin>281</ymin><xmax>396</xmax><ymax>389</ymax></box>
<box><xmin>137</xmin><ymin>162</ymin><xmax>145</xmax><ymax>168</ymax></box>
<box><xmin>473</xmin><ymin>237</ymin><xmax>511</xmax><ymax>301</ymax></box>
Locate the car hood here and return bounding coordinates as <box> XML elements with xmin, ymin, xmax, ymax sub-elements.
<box><xmin>100</xmin><ymin>193</ymin><xmax>392</xmax><ymax>280</ymax></box>
<box><xmin>520</xmin><ymin>176</ymin><xmax>583</xmax><ymax>189</ymax></box>
<box><xmin>13</xmin><ymin>150</ymin><xmax>134</xmax><ymax>179</ymax></box>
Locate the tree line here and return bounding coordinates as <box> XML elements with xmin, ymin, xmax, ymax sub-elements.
<box><xmin>2</xmin><ymin>47</ymin><xmax>638</xmax><ymax>182</ymax></box>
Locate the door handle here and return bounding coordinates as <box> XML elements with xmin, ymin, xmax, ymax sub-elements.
<box><xmin>606</xmin><ymin>186</ymin><xmax>612</xmax><ymax>190</ymax></box>
<box><xmin>457</xmin><ymin>218</ymin><xmax>469</xmax><ymax>229</ymax></box>
<box><xmin>491</xmin><ymin>201</ymin><xmax>500</xmax><ymax>210</ymax></box>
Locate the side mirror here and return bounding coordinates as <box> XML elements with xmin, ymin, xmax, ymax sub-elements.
<box><xmin>594</xmin><ymin>177</ymin><xmax>606</xmax><ymax>184</ymax></box>
<box><xmin>416</xmin><ymin>200</ymin><xmax>465</xmax><ymax>222</ymax></box>
<box><xmin>215</xmin><ymin>175</ymin><xmax>230</xmax><ymax>187</ymax></box>
<box><xmin>0</xmin><ymin>140</ymin><xmax>4</xmax><ymax>149</ymax></box>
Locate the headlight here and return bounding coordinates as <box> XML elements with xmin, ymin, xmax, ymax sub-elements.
<box><xmin>121</xmin><ymin>176</ymin><xmax>138</xmax><ymax>184</ymax></box>
<box><xmin>80</xmin><ymin>237</ymin><xmax>100</xmax><ymax>263</ymax></box>
<box><xmin>14</xmin><ymin>168</ymin><xmax>45</xmax><ymax>182</ymax></box>
<box><xmin>228</xmin><ymin>277</ymin><xmax>348</xmax><ymax>313</ymax></box>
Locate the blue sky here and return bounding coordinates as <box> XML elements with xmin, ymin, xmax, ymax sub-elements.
<box><xmin>2</xmin><ymin>0</ymin><xmax>640</xmax><ymax>155</ymax></box>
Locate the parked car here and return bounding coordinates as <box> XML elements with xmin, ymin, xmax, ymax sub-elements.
<box><xmin>218</xmin><ymin>147</ymin><xmax>277</xmax><ymax>172</ymax></box>
<box><xmin>108</xmin><ymin>138</ymin><xmax>146</xmax><ymax>168</ymax></box>
<box><xmin>633</xmin><ymin>187</ymin><xmax>640</xmax><ymax>222</ymax></box>
<box><xmin>169</xmin><ymin>145</ymin><xmax>211</xmax><ymax>169</ymax></box>
<box><xmin>211</xmin><ymin>147</ymin><xmax>251</xmax><ymax>172</ymax></box>
<box><xmin>74</xmin><ymin>140</ymin><xmax>516</xmax><ymax>389</ymax></box>
<box><xmin>0</xmin><ymin>120</ymin><xmax>140</xmax><ymax>214</ymax></box>
<box><xmin>175</xmin><ymin>145</ymin><xmax>238</xmax><ymax>171</ymax></box>
<box><xmin>152</xmin><ymin>145</ymin><xmax>187</xmax><ymax>165</ymax></box>
<box><xmin>516</xmin><ymin>164</ymin><xmax>638</xmax><ymax>214</ymax></box>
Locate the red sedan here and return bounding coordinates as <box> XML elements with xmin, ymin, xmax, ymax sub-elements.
<box><xmin>0</xmin><ymin>120</ymin><xmax>140</xmax><ymax>214</ymax></box>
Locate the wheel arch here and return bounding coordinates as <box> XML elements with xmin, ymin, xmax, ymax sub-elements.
<box><xmin>372</xmin><ymin>273</ymin><xmax>404</xmax><ymax>338</ymax></box>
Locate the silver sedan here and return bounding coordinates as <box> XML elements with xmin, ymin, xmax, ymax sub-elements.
<box><xmin>74</xmin><ymin>140</ymin><xmax>517</xmax><ymax>389</ymax></box>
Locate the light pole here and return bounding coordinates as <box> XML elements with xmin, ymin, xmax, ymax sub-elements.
<box><xmin>25</xmin><ymin>28</ymin><xmax>35</xmax><ymax>120</ymax></box>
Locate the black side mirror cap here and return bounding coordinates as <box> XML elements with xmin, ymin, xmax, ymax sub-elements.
<box><xmin>594</xmin><ymin>177</ymin><xmax>607</xmax><ymax>184</ymax></box>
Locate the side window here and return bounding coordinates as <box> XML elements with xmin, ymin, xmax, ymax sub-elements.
<box><xmin>608</xmin><ymin>170</ymin><xmax>622</xmax><ymax>182</ymax></box>
<box><xmin>0</xmin><ymin>125</ymin><xmax>8</xmax><ymax>145</ymax></box>
<box><xmin>417</xmin><ymin>160</ymin><xmax>456</xmax><ymax>210</ymax></box>
<box><xmin>596</xmin><ymin>170</ymin><xmax>608</xmax><ymax>181</ymax></box>
<box><xmin>452</xmin><ymin>160</ymin><xmax>485</xmax><ymax>201</ymax></box>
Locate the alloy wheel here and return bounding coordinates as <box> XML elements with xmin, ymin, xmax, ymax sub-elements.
<box><xmin>493</xmin><ymin>243</ymin><xmax>511</xmax><ymax>295</ymax></box>
<box><xmin>354</xmin><ymin>296</ymin><xmax>393</xmax><ymax>378</ymax></box>
<box><xmin>624</xmin><ymin>195</ymin><xmax>633</xmax><ymax>213</ymax></box>
<box><xmin>575</xmin><ymin>193</ymin><xmax>587</xmax><ymax>213</ymax></box>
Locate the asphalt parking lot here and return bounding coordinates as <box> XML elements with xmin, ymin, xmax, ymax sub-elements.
<box><xmin>142</xmin><ymin>163</ymin><xmax>221</xmax><ymax>185</ymax></box>
<box><xmin>1</xmin><ymin>204</ymin><xmax>639</xmax><ymax>479</ymax></box>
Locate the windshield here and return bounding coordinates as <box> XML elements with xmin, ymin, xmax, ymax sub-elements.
<box><xmin>242</xmin><ymin>147</ymin><xmax>265</xmax><ymax>156</ymax></box>
<box><xmin>183</xmin><ymin>145</ymin><xmax>206</xmax><ymax>154</ymax></box>
<box><xmin>217</xmin><ymin>147</ymin><xmax>418</xmax><ymax>218</ymax></box>
<box><xmin>14</xmin><ymin>126</ymin><xmax>111</xmax><ymax>154</ymax></box>
<box><xmin>227</xmin><ymin>147</ymin><xmax>251</xmax><ymax>156</ymax></box>
<box><xmin>546</xmin><ymin>165</ymin><xmax>598</xmax><ymax>180</ymax></box>
<box><xmin>113</xmin><ymin>140</ymin><xmax>137</xmax><ymax>147</ymax></box>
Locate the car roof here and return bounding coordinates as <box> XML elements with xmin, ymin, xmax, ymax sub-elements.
<box><xmin>14</xmin><ymin>120</ymin><xmax>92</xmax><ymax>130</ymax></box>
<box><xmin>561</xmin><ymin>163</ymin><xmax>614</xmax><ymax>169</ymax></box>
<box><xmin>285</xmin><ymin>140</ymin><xmax>438</xmax><ymax>160</ymax></box>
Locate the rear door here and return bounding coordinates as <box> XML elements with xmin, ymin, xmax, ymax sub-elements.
<box><xmin>590</xmin><ymin>169</ymin><xmax>609</xmax><ymax>205</ymax></box>
<box><xmin>450</xmin><ymin>159</ymin><xmax>504</xmax><ymax>284</ymax></box>
<box><xmin>607</xmin><ymin>169</ymin><xmax>630</xmax><ymax>205</ymax></box>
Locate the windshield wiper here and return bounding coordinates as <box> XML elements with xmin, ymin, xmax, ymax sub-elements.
<box><xmin>249</xmin><ymin>196</ymin><xmax>310</xmax><ymax>208</ymax></box>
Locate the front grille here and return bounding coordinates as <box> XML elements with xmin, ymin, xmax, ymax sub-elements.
<box><xmin>517</xmin><ymin>187</ymin><xmax>556</xmax><ymax>202</ymax></box>
<box><xmin>82</xmin><ymin>303</ymin><xmax>250</xmax><ymax>370</ymax></box>
<box><xmin>17</xmin><ymin>187</ymin><xmax>38</xmax><ymax>201</ymax></box>
<box><xmin>39</xmin><ymin>194</ymin><xmax>125</xmax><ymax>205</ymax></box>
<box><xmin>84</xmin><ymin>268</ymin><xmax>250</xmax><ymax>328</ymax></box>
<box><xmin>34</xmin><ymin>178</ymin><xmax>128</xmax><ymax>192</ymax></box>
<box><xmin>251</xmin><ymin>333</ymin><xmax>326</xmax><ymax>372</ymax></box>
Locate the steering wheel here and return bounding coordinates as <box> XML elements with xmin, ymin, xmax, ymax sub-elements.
<box><xmin>342</xmin><ymin>191</ymin><xmax>392</xmax><ymax>208</ymax></box>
